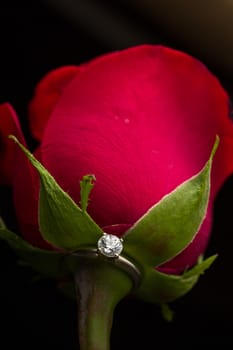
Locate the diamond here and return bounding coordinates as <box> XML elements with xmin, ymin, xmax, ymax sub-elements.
<box><xmin>97</xmin><ymin>233</ymin><xmax>123</xmax><ymax>258</ymax></box>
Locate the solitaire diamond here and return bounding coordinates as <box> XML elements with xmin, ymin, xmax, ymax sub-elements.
<box><xmin>97</xmin><ymin>234</ymin><xmax>123</xmax><ymax>258</ymax></box>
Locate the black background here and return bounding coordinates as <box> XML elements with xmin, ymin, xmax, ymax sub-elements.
<box><xmin>0</xmin><ymin>1</ymin><xmax>233</xmax><ymax>349</ymax></box>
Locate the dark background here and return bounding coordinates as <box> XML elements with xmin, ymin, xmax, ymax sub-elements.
<box><xmin>0</xmin><ymin>0</ymin><xmax>233</xmax><ymax>349</ymax></box>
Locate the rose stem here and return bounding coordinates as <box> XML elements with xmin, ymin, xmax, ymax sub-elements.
<box><xmin>73</xmin><ymin>258</ymin><xmax>133</xmax><ymax>350</ymax></box>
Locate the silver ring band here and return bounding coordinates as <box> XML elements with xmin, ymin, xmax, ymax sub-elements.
<box><xmin>72</xmin><ymin>248</ymin><xmax>142</xmax><ymax>289</ymax></box>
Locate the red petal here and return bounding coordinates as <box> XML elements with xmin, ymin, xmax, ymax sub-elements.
<box><xmin>0</xmin><ymin>103</ymin><xmax>49</xmax><ymax>247</ymax></box>
<box><xmin>0</xmin><ymin>103</ymin><xmax>26</xmax><ymax>184</ymax></box>
<box><xmin>41</xmin><ymin>45</ymin><xmax>233</xmax><ymax>224</ymax></box>
<box><xmin>28</xmin><ymin>66</ymin><xmax>79</xmax><ymax>141</ymax></box>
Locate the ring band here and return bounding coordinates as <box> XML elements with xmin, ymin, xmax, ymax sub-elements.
<box><xmin>72</xmin><ymin>248</ymin><xmax>142</xmax><ymax>289</ymax></box>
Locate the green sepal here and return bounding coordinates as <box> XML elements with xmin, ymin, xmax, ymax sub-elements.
<box><xmin>0</xmin><ymin>217</ymin><xmax>6</xmax><ymax>228</ymax></box>
<box><xmin>9</xmin><ymin>136</ymin><xmax>103</xmax><ymax>250</ymax></box>
<box><xmin>182</xmin><ymin>254</ymin><xmax>218</xmax><ymax>278</ymax></box>
<box><xmin>6</xmin><ymin>136</ymin><xmax>219</xmax><ymax>308</ymax></box>
<box><xmin>160</xmin><ymin>303</ymin><xmax>174</xmax><ymax>322</ymax></box>
<box><xmin>123</xmin><ymin>137</ymin><xmax>219</xmax><ymax>268</ymax></box>
<box><xmin>80</xmin><ymin>174</ymin><xmax>96</xmax><ymax>212</ymax></box>
<box><xmin>0</xmin><ymin>227</ymin><xmax>70</xmax><ymax>279</ymax></box>
<box><xmin>135</xmin><ymin>254</ymin><xmax>217</xmax><ymax>304</ymax></box>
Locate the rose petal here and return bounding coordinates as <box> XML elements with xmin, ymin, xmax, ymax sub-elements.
<box><xmin>0</xmin><ymin>103</ymin><xmax>26</xmax><ymax>184</ymax></box>
<box><xmin>0</xmin><ymin>103</ymin><xmax>49</xmax><ymax>247</ymax></box>
<box><xmin>41</xmin><ymin>45</ymin><xmax>233</xmax><ymax>221</ymax></box>
<box><xmin>28</xmin><ymin>66</ymin><xmax>79</xmax><ymax>141</ymax></box>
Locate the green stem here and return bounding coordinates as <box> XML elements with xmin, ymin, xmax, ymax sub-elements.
<box><xmin>73</xmin><ymin>258</ymin><xmax>133</xmax><ymax>350</ymax></box>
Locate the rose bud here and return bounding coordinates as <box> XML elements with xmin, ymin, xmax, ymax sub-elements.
<box><xmin>0</xmin><ymin>46</ymin><xmax>233</xmax><ymax>314</ymax></box>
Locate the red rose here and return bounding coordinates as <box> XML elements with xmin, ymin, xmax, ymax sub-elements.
<box><xmin>1</xmin><ymin>45</ymin><xmax>233</xmax><ymax>274</ymax></box>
